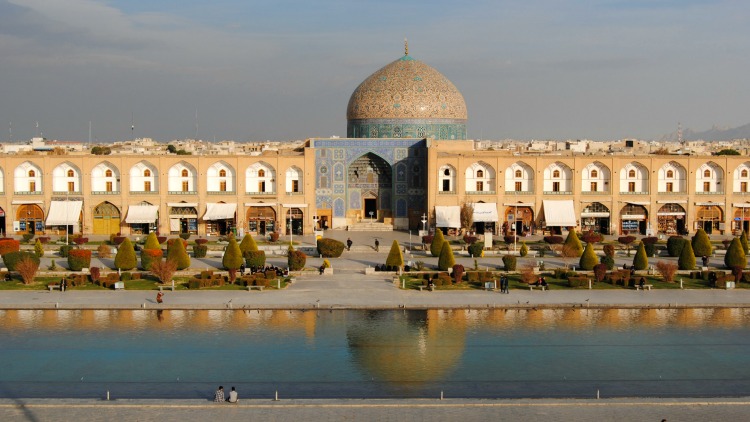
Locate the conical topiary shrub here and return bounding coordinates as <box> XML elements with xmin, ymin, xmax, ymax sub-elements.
<box><xmin>678</xmin><ymin>240</ymin><xmax>696</xmax><ymax>270</ymax></box>
<box><xmin>239</xmin><ymin>234</ymin><xmax>258</xmax><ymax>255</ymax></box>
<box><xmin>167</xmin><ymin>237</ymin><xmax>191</xmax><ymax>270</ymax></box>
<box><xmin>222</xmin><ymin>236</ymin><xmax>243</xmax><ymax>270</ymax></box>
<box><xmin>437</xmin><ymin>241</ymin><xmax>455</xmax><ymax>271</ymax></box>
<box><xmin>519</xmin><ymin>242</ymin><xmax>528</xmax><ymax>257</ymax></box>
<box><xmin>741</xmin><ymin>231</ymin><xmax>749</xmax><ymax>255</ymax></box>
<box><xmin>724</xmin><ymin>237</ymin><xmax>747</xmax><ymax>269</ymax></box>
<box><xmin>143</xmin><ymin>232</ymin><xmax>161</xmax><ymax>250</ymax></box>
<box><xmin>385</xmin><ymin>240</ymin><xmax>404</xmax><ymax>269</ymax></box>
<box><xmin>563</xmin><ymin>230</ymin><xmax>584</xmax><ymax>257</ymax></box>
<box><xmin>691</xmin><ymin>228</ymin><xmax>713</xmax><ymax>258</ymax></box>
<box><xmin>632</xmin><ymin>242</ymin><xmax>648</xmax><ymax>271</ymax></box>
<box><xmin>579</xmin><ymin>242</ymin><xmax>599</xmax><ymax>270</ymax></box>
<box><xmin>430</xmin><ymin>230</ymin><xmax>445</xmax><ymax>257</ymax></box>
<box><xmin>114</xmin><ymin>238</ymin><xmax>137</xmax><ymax>271</ymax></box>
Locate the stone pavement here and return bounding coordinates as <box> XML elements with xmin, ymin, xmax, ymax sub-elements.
<box><xmin>2</xmin><ymin>272</ymin><xmax>750</xmax><ymax>310</ymax></box>
<box><xmin>1</xmin><ymin>397</ymin><xmax>749</xmax><ymax>421</ymax></box>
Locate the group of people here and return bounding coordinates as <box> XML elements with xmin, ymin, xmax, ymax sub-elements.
<box><xmin>240</xmin><ymin>264</ymin><xmax>287</xmax><ymax>277</ymax></box>
<box><xmin>214</xmin><ymin>386</ymin><xmax>238</xmax><ymax>403</ymax></box>
<box><xmin>498</xmin><ymin>276</ymin><xmax>509</xmax><ymax>293</ymax></box>
<box><xmin>535</xmin><ymin>276</ymin><xmax>549</xmax><ymax>289</ymax></box>
<box><xmin>345</xmin><ymin>237</ymin><xmax>379</xmax><ymax>251</ymax></box>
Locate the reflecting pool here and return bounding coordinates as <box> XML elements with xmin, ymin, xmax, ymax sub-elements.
<box><xmin>1</xmin><ymin>308</ymin><xmax>750</xmax><ymax>399</ymax></box>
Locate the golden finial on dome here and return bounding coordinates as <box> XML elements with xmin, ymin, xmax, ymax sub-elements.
<box><xmin>404</xmin><ymin>38</ymin><xmax>408</xmax><ymax>56</ymax></box>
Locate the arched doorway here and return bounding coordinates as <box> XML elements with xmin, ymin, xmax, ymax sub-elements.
<box><xmin>503</xmin><ymin>205</ymin><xmax>534</xmax><ymax>235</ymax></box>
<box><xmin>246</xmin><ymin>206</ymin><xmax>276</xmax><ymax>235</ymax></box>
<box><xmin>348</xmin><ymin>153</ymin><xmax>392</xmax><ymax>222</ymax></box>
<box><xmin>696</xmin><ymin>205</ymin><xmax>723</xmax><ymax>235</ymax></box>
<box><xmin>657</xmin><ymin>203</ymin><xmax>686</xmax><ymax>235</ymax></box>
<box><xmin>285</xmin><ymin>208</ymin><xmax>303</xmax><ymax>235</ymax></box>
<box><xmin>620</xmin><ymin>204</ymin><xmax>648</xmax><ymax>235</ymax></box>
<box><xmin>92</xmin><ymin>202</ymin><xmax>121</xmax><ymax>235</ymax></box>
<box><xmin>581</xmin><ymin>202</ymin><xmax>610</xmax><ymax>234</ymax></box>
<box><xmin>16</xmin><ymin>204</ymin><xmax>44</xmax><ymax>235</ymax></box>
<box><xmin>733</xmin><ymin>206</ymin><xmax>750</xmax><ymax>235</ymax></box>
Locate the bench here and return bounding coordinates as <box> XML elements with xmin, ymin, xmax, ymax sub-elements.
<box><xmin>635</xmin><ymin>284</ymin><xmax>653</xmax><ymax>291</ymax></box>
<box><xmin>247</xmin><ymin>285</ymin><xmax>265</xmax><ymax>291</ymax></box>
<box><xmin>158</xmin><ymin>282</ymin><xmax>176</xmax><ymax>292</ymax></box>
<box><xmin>529</xmin><ymin>285</ymin><xmax>546</xmax><ymax>291</ymax></box>
<box><xmin>48</xmin><ymin>284</ymin><xmax>61</xmax><ymax>291</ymax></box>
<box><xmin>114</xmin><ymin>282</ymin><xmax>125</xmax><ymax>290</ymax></box>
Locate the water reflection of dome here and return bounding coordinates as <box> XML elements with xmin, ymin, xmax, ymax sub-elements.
<box><xmin>346</xmin><ymin>310</ymin><xmax>466</xmax><ymax>389</ymax></box>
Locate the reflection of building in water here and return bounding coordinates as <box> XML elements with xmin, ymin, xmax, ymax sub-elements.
<box><xmin>709</xmin><ymin>308</ymin><xmax>745</xmax><ymax>328</ymax></box>
<box><xmin>672</xmin><ymin>308</ymin><xmax>712</xmax><ymax>328</ymax></box>
<box><xmin>346</xmin><ymin>309</ymin><xmax>466</xmax><ymax>389</ymax></box>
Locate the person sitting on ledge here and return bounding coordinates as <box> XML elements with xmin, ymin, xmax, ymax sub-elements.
<box><xmin>319</xmin><ymin>265</ymin><xmax>325</xmax><ymax>275</ymax></box>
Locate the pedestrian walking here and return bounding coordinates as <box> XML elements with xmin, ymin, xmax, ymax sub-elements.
<box><xmin>347</xmin><ymin>238</ymin><xmax>353</xmax><ymax>251</ymax></box>
<box><xmin>61</xmin><ymin>278</ymin><xmax>68</xmax><ymax>292</ymax></box>
<box><xmin>374</xmin><ymin>239</ymin><xmax>379</xmax><ymax>252</ymax></box>
<box><xmin>156</xmin><ymin>291</ymin><xmax>164</xmax><ymax>304</ymax></box>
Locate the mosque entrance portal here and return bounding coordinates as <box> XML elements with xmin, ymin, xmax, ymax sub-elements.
<box><xmin>364</xmin><ymin>198</ymin><xmax>377</xmax><ymax>220</ymax></box>
<box><xmin>348</xmin><ymin>153</ymin><xmax>392</xmax><ymax>223</ymax></box>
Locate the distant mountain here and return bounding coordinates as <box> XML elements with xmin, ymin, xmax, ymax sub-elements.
<box><xmin>660</xmin><ymin>122</ymin><xmax>750</xmax><ymax>141</ymax></box>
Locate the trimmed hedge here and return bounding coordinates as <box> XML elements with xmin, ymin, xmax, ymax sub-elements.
<box><xmin>0</xmin><ymin>238</ymin><xmax>20</xmax><ymax>256</ymax></box>
<box><xmin>222</xmin><ymin>237</ymin><xmax>243</xmax><ymax>270</ymax></box>
<box><xmin>59</xmin><ymin>245</ymin><xmax>73</xmax><ymax>258</ymax></box>
<box><xmin>143</xmin><ymin>232</ymin><xmax>161</xmax><ymax>250</ymax></box>
<box><xmin>244</xmin><ymin>250</ymin><xmax>266</xmax><ymax>268</ymax></box>
<box><xmin>725</xmin><ymin>237</ymin><xmax>746</xmax><ymax>269</ymax></box>
<box><xmin>68</xmin><ymin>249</ymin><xmax>92</xmax><ymax>271</ymax></box>
<box><xmin>502</xmin><ymin>255</ymin><xmax>517</xmax><ymax>271</ymax></box>
<box><xmin>193</xmin><ymin>244</ymin><xmax>208</xmax><ymax>258</ymax></box>
<box><xmin>633</xmin><ymin>242</ymin><xmax>648</xmax><ymax>270</ymax></box>
<box><xmin>385</xmin><ymin>240</ymin><xmax>404</xmax><ymax>268</ymax></box>
<box><xmin>468</xmin><ymin>242</ymin><xmax>483</xmax><ymax>258</ymax></box>
<box><xmin>140</xmin><ymin>248</ymin><xmax>163</xmax><ymax>271</ymax></box>
<box><xmin>563</xmin><ymin>230</ymin><xmax>584</xmax><ymax>257</ymax></box>
<box><xmin>579</xmin><ymin>242</ymin><xmax>599</xmax><ymax>270</ymax></box>
<box><xmin>3</xmin><ymin>251</ymin><xmax>40</xmax><ymax>271</ymax></box>
<box><xmin>114</xmin><ymin>238</ymin><xmax>137</xmax><ymax>271</ymax></box>
<box><xmin>667</xmin><ymin>236</ymin><xmax>687</xmax><ymax>257</ymax></box>
<box><xmin>287</xmin><ymin>246</ymin><xmax>306</xmax><ymax>271</ymax></box>
<box><xmin>317</xmin><ymin>238</ymin><xmax>345</xmax><ymax>258</ymax></box>
<box><xmin>691</xmin><ymin>228</ymin><xmax>713</xmax><ymax>257</ymax></box>
<box><xmin>430</xmin><ymin>230</ymin><xmax>445</xmax><ymax>257</ymax></box>
<box><xmin>167</xmin><ymin>237</ymin><xmax>191</xmax><ymax>270</ymax></box>
<box><xmin>437</xmin><ymin>241</ymin><xmax>455</xmax><ymax>271</ymax></box>
<box><xmin>240</xmin><ymin>234</ymin><xmax>259</xmax><ymax>254</ymax></box>
<box><xmin>678</xmin><ymin>240</ymin><xmax>697</xmax><ymax>270</ymax></box>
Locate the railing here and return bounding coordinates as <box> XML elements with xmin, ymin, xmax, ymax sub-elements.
<box><xmin>53</xmin><ymin>191</ymin><xmax>81</xmax><ymax>195</ymax></box>
<box><xmin>503</xmin><ymin>191</ymin><xmax>534</xmax><ymax>195</ymax></box>
<box><xmin>129</xmin><ymin>191</ymin><xmax>159</xmax><ymax>195</ymax></box>
<box><xmin>657</xmin><ymin>191</ymin><xmax>686</xmax><ymax>195</ymax></box>
<box><xmin>437</xmin><ymin>190</ymin><xmax>456</xmax><ymax>194</ymax></box>
<box><xmin>91</xmin><ymin>191</ymin><xmax>120</xmax><ymax>195</ymax></box>
<box><xmin>168</xmin><ymin>191</ymin><xmax>198</xmax><ymax>195</ymax></box>
<box><xmin>14</xmin><ymin>191</ymin><xmax>43</xmax><ymax>195</ymax></box>
<box><xmin>581</xmin><ymin>190</ymin><xmax>610</xmax><ymax>195</ymax></box>
<box><xmin>286</xmin><ymin>191</ymin><xmax>304</xmax><ymax>195</ymax></box>
<box><xmin>542</xmin><ymin>191</ymin><xmax>573</xmax><ymax>195</ymax></box>
<box><xmin>207</xmin><ymin>191</ymin><xmax>237</xmax><ymax>195</ymax></box>
<box><xmin>465</xmin><ymin>190</ymin><xmax>496</xmax><ymax>195</ymax></box>
<box><xmin>695</xmin><ymin>191</ymin><xmax>724</xmax><ymax>195</ymax></box>
<box><xmin>620</xmin><ymin>191</ymin><xmax>649</xmax><ymax>195</ymax></box>
<box><xmin>246</xmin><ymin>191</ymin><xmax>276</xmax><ymax>196</ymax></box>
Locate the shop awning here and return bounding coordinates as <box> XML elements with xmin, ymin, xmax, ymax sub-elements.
<box><xmin>45</xmin><ymin>201</ymin><xmax>83</xmax><ymax>226</ymax></box>
<box><xmin>281</xmin><ymin>203</ymin><xmax>308</xmax><ymax>208</ymax></box>
<box><xmin>167</xmin><ymin>202</ymin><xmax>198</xmax><ymax>207</ymax></box>
<box><xmin>435</xmin><ymin>206</ymin><xmax>460</xmax><ymax>228</ymax></box>
<box><xmin>503</xmin><ymin>202</ymin><xmax>535</xmax><ymax>207</ymax></box>
<box><xmin>245</xmin><ymin>202</ymin><xmax>276</xmax><ymax>207</ymax></box>
<box><xmin>125</xmin><ymin>205</ymin><xmax>159</xmax><ymax>224</ymax></box>
<box><xmin>733</xmin><ymin>203</ymin><xmax>750</xmax><ymax>208</ymax></box>
<box><xmin>11</xmin><ymin>200</ymin><xmax>44</xmax><ymax>205</ymax></box>
<box><xmin>472</xmin><ymin>202</ymin><xmax>499</xmax><ymax>223</ymax></box>
<box><xmin>543</xmin><ymin>200</ymin><xmax>576</xmax><ymax>227</ymax></box>
<box><xmin>203</xmin><ymin>203</ymin><xmax>237</xmax><ymax>220</ymax></box>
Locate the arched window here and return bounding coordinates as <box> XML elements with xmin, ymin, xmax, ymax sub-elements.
<box><xmin>667</xmin><ymin>170</ymin><xmax>674</xmax><ymax>178</ymax></box>
<box><xmin>591</xmin><ymin>169</ymin><xmax>598</xmax><ymax>178</ymax></box>
<box><xmin>144</xmin><ymin>169</ymin><xmax>151</xmax><ymax>177</ymax></box>
<box><xmin>743</xmin><ymin>169</ymin><xmax>749</xmax><ymax>178</ymax></box>
<box><xmin>476</xmin><ymin>169</ymin><xmax>483</xmax><ymax>178</ymax></box>
<box><xmin>181</xmin><ymin>169</ymin><xmax>188</xmax><ymax>177</ymax></box>
<box><xmin>28</xmin><ymin>170</ymin><xmax>35</xmax><ymax>177</ymax></box>
<box><xmin>628</xmin><ymin>169</ymin><xmax>636</xmax><ymax>178</ymax></box>
<box><xmin>219</xmin><ymin>169</ymin><xmax>226</xmax><ymax>177</ymax></box>
<box><xmin>67</xmin><ymin>170</ymin><xmax>74</xmax><ymax>177</ymax></box>
<box><xmin>443</xmin><ymin>168</ymin><xmax>451</xmax><ymax>176</ymax></box>
<box><xmin>258</xmin><ymin>169</ymin><xmax>265</xmax><ymax>177</ymax></box>
<box><xmin>704</xmin><ymin>169</ymin><xmax>711</xmax><ymax>177</ymax></box>
<box><xmin>552</xmin><ymin>170</ymin><xmax>560</xmax><ymax>178</ymax></box>
<box><xmin>105</xmin><ymin>170</ymin><xmax>112</xmax><ymax>177</ymax></box>
<box><xmin>515</xmin><ymin>170</ymin><xmax>522</xmax><ymax>178</ymax></box>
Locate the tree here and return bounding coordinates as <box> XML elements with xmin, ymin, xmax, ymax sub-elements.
<box><xmin>594</xmin><ymin>263</ymin><xmax>608</xmax><ymax>283</ymax></box>
<box><xmin>287</xmin><ymin>244</ymin><xmax>306</xmax><ymax>271</ymax></box>
<box><xmin>430</xmin><ymin>230</ymin><xmax>445</xmax><ymax>257</ymax></box>
<box><xmin>150</xmin><ymin>259</ymin><xmax>178</xmax><ymax>285</ymax></box>
<box><xmin>519</xmin><ymin>242</ymin><xmax>528</xmax><ymax>257</ymax></box>
<box><xmin>556</xmin><ymin>244</ymin><xmax>579</xmax><ymax>269</ymax></box>
<box><xmin>579</xmin><ymin>242</ymin><xmax>599</xmax><ymax>270</ymax></box>
<box><xmin>563</xmin><ymin>230</ymin><xmax>584</xmax><ymax>257</ymax></box>
<box><xmin>655</xmin><ymin>261</ymin><xmax>678</xmax><ymax>283</ymax></box>
<box><xmin>715</xmin><ymin>149</ymin><xmax>740</xmax><ymax>155</ymax></box>
<box><xmin>34</xmin><ymin>239</ymin><xmax>44</xmax><ymax>258</ymax></box>
<box><xmin>385</xmin><ymin>240</ymin><xmax>404</xmax><ymax>269</ymax></box>
<box><xmin>741</xmin><ymin>231</ymin><xmax>749</xmax><ymax>255</ymax></box>
<box><xmin>15</xmin><ymin>257</ymin><xmax>39</xmax><ymax>285</ymax></box>
<box><xmin>239</xmin><ymin>234</ymin><xmax>259</xmax><ymax>254</ymax></box>
<box><xmin>437</xmin><ymin>241</ymin><xmax>455</xmax><ymax>271</ymax></box>
<box><xmin>167</xmin><ymin>237</ymin><xmax>191</xmax><ymax>270</ymax></box>
<box><xmin>724</xmin><ymin>237</ymin><xmax>747</xmax><ymax>269</ymax></box>
<box><xmin>114</xmin><ymin>238</ymin><xmax>137</xmax><ymax>270</ymax></box>
<box><xmin>143</xmin><ymin>232</ymin><xmax>161</xmax><ymax>250</ymax></box>
<box><xmin>222</xmin><ymin>237</ymin><xmax>243</xmax><ymax>271</ymax></box>
<box><xmin>460</xmin><ymin>202</ymin><xmax>474</xmax><ymax>231</ymax></box>
<box><xmin>618</xmin><ymin>236</ymin><xmax>637</xmax><ymax>257</ymax></box>
<box><xmin>167</xmin><ymin>144</ymin><xmax>177</xmax><ymax>153</ymax></box>
<box><xmin>678</xmin><ymin>240</ymin><xmax>696</xmax><ymax>270</ymax></box>
<box><xmin>632</xmin><ymin>242</ymin><xmax>648</xmax><ymax>270</ymax></box>
<box><xmin>691</xmin><ymin>228</ymin><xmax>713</xmax><ymax>258</ymax></box>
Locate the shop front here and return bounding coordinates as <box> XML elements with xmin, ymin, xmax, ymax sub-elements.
<box><xmin>125</xmin><ymin>203</ymin><xmax>159</xmax><ymax>235</ymax></box>
<box><xmin>540</xmin><ymin>200</ymin><xmax>575</xmax><ymax>235</ymax></box>
<box><xmin>45</xmin><ymin>200</ymin><xmax>83</xmax><ymax>235</ymax></box>
<box><xmin>245</xmin><ymin>204</ymin><xmax>276</xmax><ymax>235</ymax></box>
<box><xmin>14</xmin><ymin>203</ymin><xmax>45</xmax><ymax>235</ymax></box>
<box><xmin>472</xmin><ymin>202</ymin><xmax>498</xmax><ymax>235</ymax></box>
<box><xmin>620</xmin><ymin>203</ymin><xmax>648</xmax><ymax>235</ymax></box>
<box><xmin>502</xmin><ymin>202</ymin><xmax>535</xmax><ymax>235</ymax></box>
<box><xmin>0</xmin><ymin>207</ymin><xmax>5</xmax><ymax>236</ymax></box>
<box><xmin>168</xmin><ymin>203</ymin><xmax>198</xmax><ymax>235</ymax></box>
<box><xmin>92</xmin><ymin>202</ymin><xmax>121</xmax><ymax>235</ymax></box>
<box><xmin>580</xmin><ymin>202</ymin><xmax>610</xmax><ymax>234</ymax></box>
<box><xmin>695</xmin><ymin>203</ymin><xmax>723</xmax><ymax>235</ymax></box>
<box><xmin>284</xmin><ymin>206</ymin><xmax>305</xmax><ymax>236</ymax></box>
<box><xmin>732</xmin><ymin>203</ymin><xmax>750</xmax><ymax>235</ymax></box>
<box><xmin>657</xmin><ymin>203</ymin><xmax>686</xmax><ymax>235</ymax></box>
<box><xmin>203</xmin><ymin>203</ymin><xmax>237</xmax><ymax>236</ymax></box>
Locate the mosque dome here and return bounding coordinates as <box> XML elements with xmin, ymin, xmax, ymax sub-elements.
<box><xmin>346</xmin><ymin>46</ymin><xmax>468</xmax><ymax>140</ymax></box>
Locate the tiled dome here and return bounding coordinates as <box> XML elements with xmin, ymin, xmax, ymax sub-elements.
<box><xmin>346</xmin><ymin>55</ymin><xmax>468</xmax><ymax>121</ymax></box>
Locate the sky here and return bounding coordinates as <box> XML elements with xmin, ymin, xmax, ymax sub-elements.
<box><xmin>1</xmin><ymin>0</ymin><xmax>749</xmax><ymax>142</ymax></box>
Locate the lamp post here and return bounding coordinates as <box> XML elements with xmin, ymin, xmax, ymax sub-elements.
<box><xmin>65</xmin><ymin>189</ymin><xmax>69</xmax><ymax>246</ymax></box>
<box><xmin>421</xmin><ymin>214</ymin><xmax>427</xmax><ymax>232</ymax></box>
<box><xmin>288</xmin><ymin>208</ymin><xmax>293</xmax><ymax>246</ymax></box>
<box><xmin>514</xmin><ymin>204</ymin><xmax>518</xmax><ymax>252</ymax></box>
